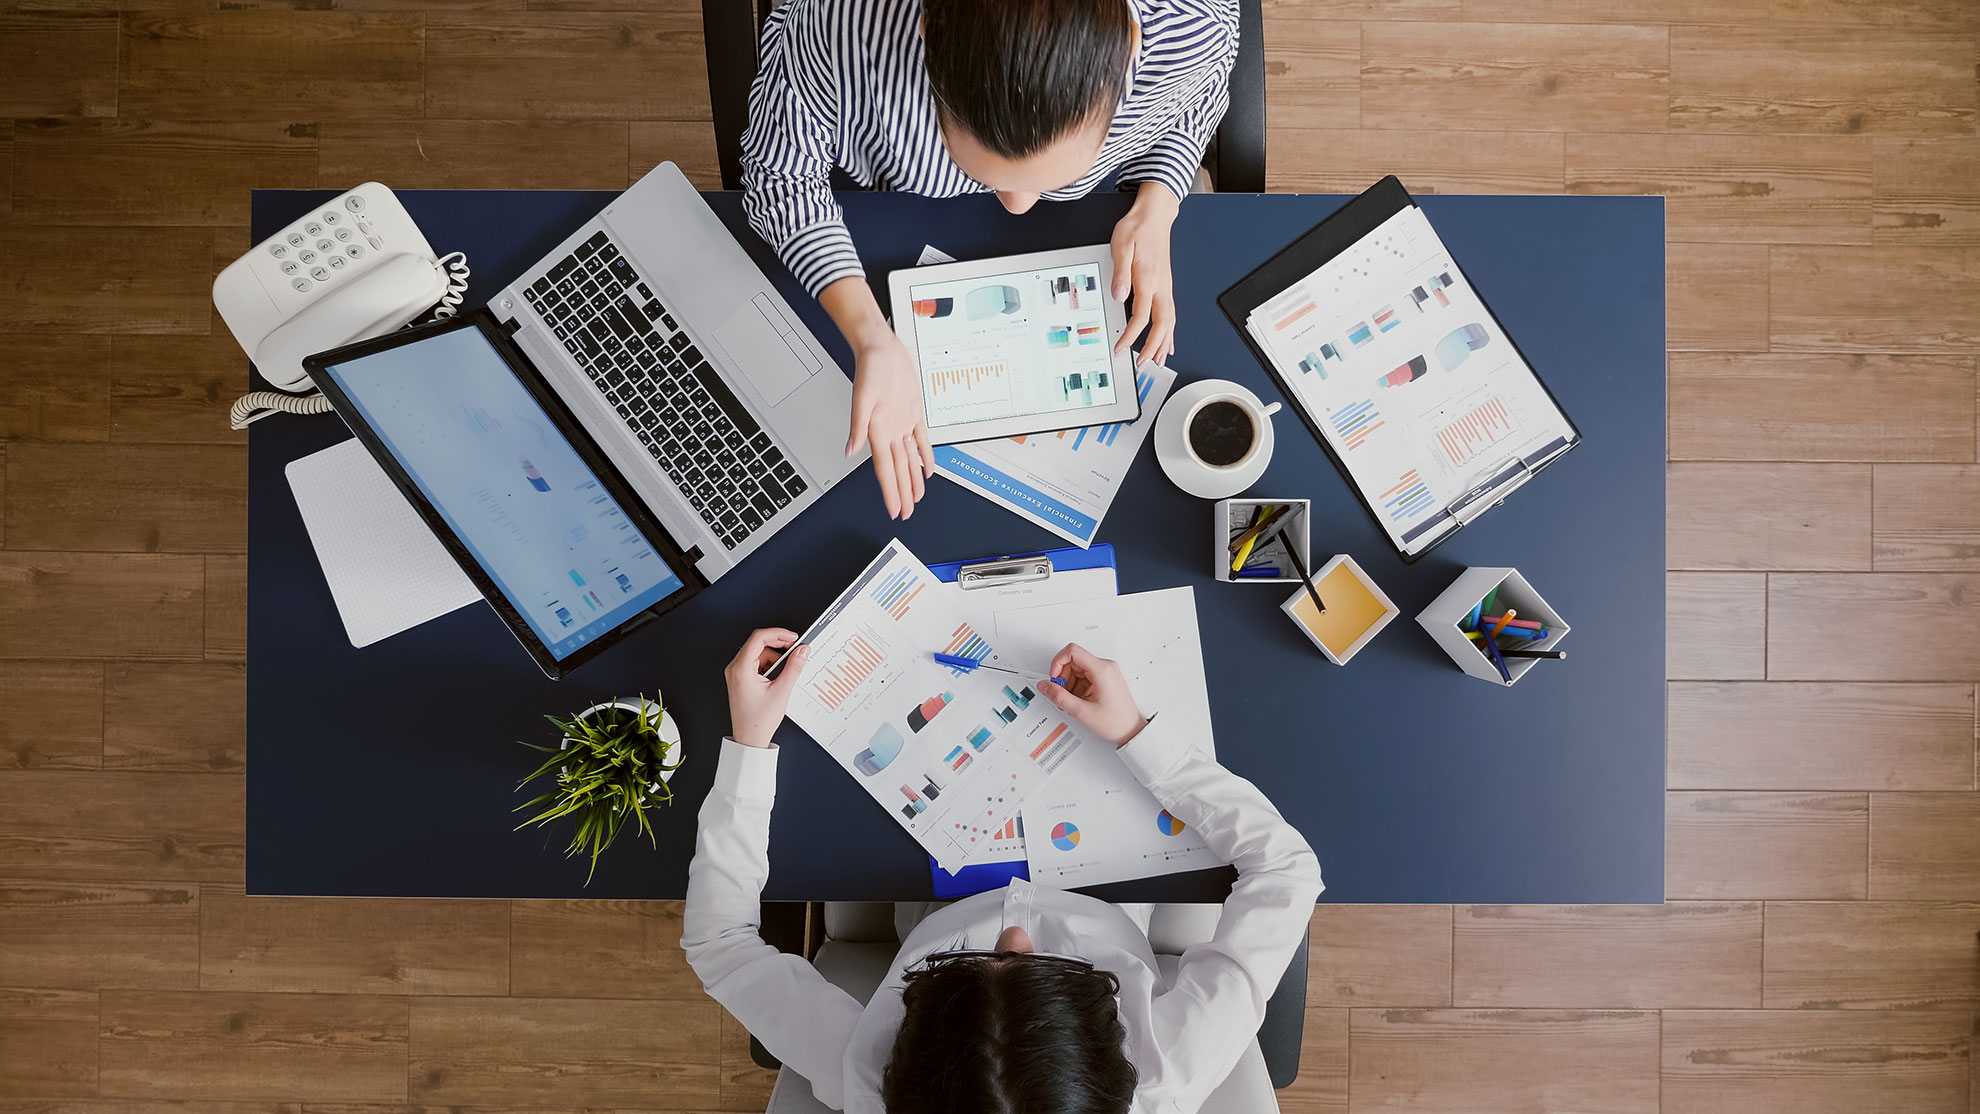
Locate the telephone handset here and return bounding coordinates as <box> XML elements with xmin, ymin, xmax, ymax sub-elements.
<box><xmin>215</xmin><ymin>182</ymin><xmax>468</xmax><ymax>427</ymax></box>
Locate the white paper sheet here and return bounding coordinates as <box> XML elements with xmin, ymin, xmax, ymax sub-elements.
<box><xmin>285</xmin><ymin>438</ymin><xmax>482</xmax><ymax>648</ymax></box>
<box><xmin>1244</xmin><ymin>204</ymin><xmax>1576</xmax><ymax>557</ymax></box>
<box><xmin>941</xmin><ymin>560</ymin><xmax>1120</xmax><ymax>869</ymax></box>
<box><xmin>783</xmin><ymin>539</ymin><xmax>1093</xmax><ymax>871</ymax></box>
<box><xmin>994</xmin><ymin>587</ymin><xmax>1225</xmax><ymax>888</ymax></box>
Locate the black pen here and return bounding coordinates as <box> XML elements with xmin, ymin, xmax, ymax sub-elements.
<box><xmin>1250</xmin><ymin>514</ymin><xmax>1326</xmax><ymax>615</ymax></box>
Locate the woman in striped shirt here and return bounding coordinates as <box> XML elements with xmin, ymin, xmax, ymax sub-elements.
<box><xmin>742</xmin><ymin>0</ymin><xmax>1240</xmax><ymax>518</ymax></box>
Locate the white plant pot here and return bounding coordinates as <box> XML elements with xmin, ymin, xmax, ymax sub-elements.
<box><xmin>567</xmin><ymin>700</ymin><xmax>682</xmax><ymax>801</ymax></box>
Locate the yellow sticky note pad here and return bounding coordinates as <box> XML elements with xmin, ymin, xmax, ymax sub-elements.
<box><xmin>1282</xmin><ymin>555</ymin><xmax>1398</xmax><ymax>664</ymax></box>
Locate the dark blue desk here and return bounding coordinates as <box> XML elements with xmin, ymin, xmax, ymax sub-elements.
<box><xmin>248</xmin><ymin>188</ymin><xmax>1665</xmax><ymax>903</ymax></box>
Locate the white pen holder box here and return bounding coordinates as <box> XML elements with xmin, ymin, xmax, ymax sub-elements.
<box><xmin>1214</xmin><ymin>498</ymin><xmax>1310</xmax><ymax>584</ymax></box>
<box><xmin>1280</xmin><ymin>553</ymin><xmax>1398</xmax><ymax>665</ymax></box>
<box><xmin>1416</xmin><ymin>566</ymin><xmax>1571</xmax><ymax>686</ymax></box>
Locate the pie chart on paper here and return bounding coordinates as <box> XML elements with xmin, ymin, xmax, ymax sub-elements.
<box><xmin>1050</xmin><ymin>822</ymin><xmax>1081</xmax><ymax>851</ymax></box>
<box><xmin>1156</xmin><ymin>809</ymin><xmax>1186</xmax><ymax>836</ymax></box>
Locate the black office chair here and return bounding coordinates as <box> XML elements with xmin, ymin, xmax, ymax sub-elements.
<box><xmin>701</xmin><ymin>0</ymin><xmax>1267</xmax><ymax>192</ymax></box>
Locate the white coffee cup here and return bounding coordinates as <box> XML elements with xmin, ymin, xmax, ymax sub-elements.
<box><xmin>1182</xmin><ymin>390</ymin><xmax>1283</xmax><ymax>472</ymax></box>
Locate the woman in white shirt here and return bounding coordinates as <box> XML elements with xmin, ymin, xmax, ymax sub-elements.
<box><xmin>684</xmin><ymin>628</ymin><xmax>1323</xmax><ymax>1114</ymax></box>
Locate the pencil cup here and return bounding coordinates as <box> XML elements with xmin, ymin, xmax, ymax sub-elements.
<box><xmin>1416</xmin><ymin>567</ymin><xmax>1571</xmax><ymax>687</ymax></box>
<box><xmin>1280</xmin><ymin>553</ymin><xmax>1398</xmax><ymax>665</ymax></box>
<box><xmin>1214</xmin><ymin>498</ymin><xmax>1310</xmax><ymax>584</ymax></box>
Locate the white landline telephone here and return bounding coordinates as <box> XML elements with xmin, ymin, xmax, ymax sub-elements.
<box><xmin>215</xmin><ymin>182</ymin><xmax>469</xmax><ymax>428</ymax></box>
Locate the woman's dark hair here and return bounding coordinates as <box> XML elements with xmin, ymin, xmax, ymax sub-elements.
<box><xmin>923</xmin><ymin>0</ymin><xmax>1134</xmax><ymax>160</ymax></box>
<box><xmin>882</xmin><ymin>952</ymin><xmax>1137</xmax><ymax>1114</ymax></box>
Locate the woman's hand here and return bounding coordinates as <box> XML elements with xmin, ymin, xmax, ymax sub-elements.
<box><xmin>1038</xmin><ymin>642</ymin><xmax>1149</xmax><ymax>748</ymax></box>
<box><xmin>819</xmin><ymin>277</ymin><xmax>936</xmax><ymax>520</ymax></box>
<box><xmin>1110</xmin><ymin>182</ymin><xmax>1181</xmax><ymax>369</ymax></box>
<box><xmin>847</xmin><ymin>331</ymin><xmax>936</xmax><ymax>519</ymax></box>
<box><xmin>724</xmin><ymin>627</ymin><xmax>809</xmax><ymax>749</ymax></box>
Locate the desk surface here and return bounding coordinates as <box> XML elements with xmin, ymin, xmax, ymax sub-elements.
<box><xmin>248</xmin><ymin>186</ymin><xmax>1665</xmax><ymax>903</ymax></box>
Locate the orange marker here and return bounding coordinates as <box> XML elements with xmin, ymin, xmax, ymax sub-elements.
<box><xmin>1488</xmin><ymin>608</ymin><xmax>1517</xmax><ymax>637</ymax></box>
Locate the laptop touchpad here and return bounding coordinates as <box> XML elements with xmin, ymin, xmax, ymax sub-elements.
<box><xmin>712</xmin><ymin>294</ymin><xmax>819</xmax><ymax>408</ymax></box>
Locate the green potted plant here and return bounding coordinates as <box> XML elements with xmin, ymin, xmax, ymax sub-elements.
<box><xmin>515</xmin><ymin>694</ymin><xmax>682</xmax><ymax>883</ymax></box>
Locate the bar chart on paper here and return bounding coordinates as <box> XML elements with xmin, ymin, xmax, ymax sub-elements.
<box><xmin>1381</xmin><ymin>470</ymin><xmax>1436</xmax><ymax>523</ymax></box>
<box><xmin>869</xmin><ymin>566</ymin><xmax>925</xmax><ymax>620</ymax></box>
<box><xmin>809</xmin><ymin>631</ymin><xmax>896</xmax><ymax>712</ymax></box>
<box><xmin>1436</xmin><ymin>397</ymin><xmax>1516</xmax><ymax>467</ymax></box>
<box><xmin>1328</xmin><ymin>399</ymin><xmax>1385</xmax><ymax>451</ymax></box>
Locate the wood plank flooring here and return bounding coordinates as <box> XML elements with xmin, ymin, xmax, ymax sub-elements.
<box><xmin>0</xmin><ymin>1</ymin><xmax>1975</xmax><ymax>1109</ymax></box>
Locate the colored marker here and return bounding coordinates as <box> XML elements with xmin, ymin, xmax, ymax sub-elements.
<box><xmin>1479</xmin><ymin>614</ymin><xmax>1545</xmax><ymax>631</ymax></box>
<box><xmin>1488</xmin><ymin>608</ymin><xmax>1517</xmax><ymax>637</ymax></box>
<box><xmin>1501</xmin><ymin>649</ymin><xmax>1566</xmax><ymax>660</ymax></box>
<box><xmin>1236</xmin><ymin>566</ymin><xmax>1284</xmax><ymax>579</ymax></box>
<box><xmin>1467</xmin><ymin>628</ymin><xmax>1548</xmax><ymax>642</ymax></box>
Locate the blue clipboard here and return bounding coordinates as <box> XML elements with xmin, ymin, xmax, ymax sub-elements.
<box><xmin>925</xmin><ymin>544</ymin><xmax>1117</xmax><ymax>898</ymax></box>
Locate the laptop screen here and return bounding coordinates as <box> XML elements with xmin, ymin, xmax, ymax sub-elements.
<box><xmin>318</xmin><ymin>325</ymin><xmax>687</xmax><ymax>661</ymax></box>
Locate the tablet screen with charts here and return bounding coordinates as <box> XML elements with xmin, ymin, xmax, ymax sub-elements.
<box><xmin>889</xmin><ymin>246</ymin><xmax>1143</xmax><ymax>444</ymax></box>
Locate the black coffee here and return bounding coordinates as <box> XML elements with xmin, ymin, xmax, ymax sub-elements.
<box><xmin>1188</xmin><ymin>400</ymin><xmax>1255</xmax><ymax>466</ymax></box>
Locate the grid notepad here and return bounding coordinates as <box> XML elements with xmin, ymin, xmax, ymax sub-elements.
<box><xmin>285</xmin><ymin>437</ymin><xmax>482</xmax><ymax>648</ymax></box>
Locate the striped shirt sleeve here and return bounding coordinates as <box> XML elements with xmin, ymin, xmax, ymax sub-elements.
<box><xmin>1115</xmin><ymin>0</ymin><xmax>1241</xmax><ymax>201</ymax></box>
<box><xmin>739</xmin><ymin>0</ymin><xmax>867</xmax><ymax>298</ymax></box>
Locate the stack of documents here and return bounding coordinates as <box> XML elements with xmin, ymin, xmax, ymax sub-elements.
<box><xmin>783</xmin><ymin>540</ymin><xmax>1094</xmax><ymax>872</ymax></box>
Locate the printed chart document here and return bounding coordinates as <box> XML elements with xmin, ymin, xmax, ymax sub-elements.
<box><xmin>993</xmin><ymin>587</ymin><xmax>1225</xmax><ymax>888</ymax></box>
<box><xmin>932</xmin><ymin>363</ymin><xmax>1175</xmax><ymax>547</ymax></box>
<box><xmin>784</xmin><ymin>540</ymin><xmax>1092</xmax><ymax>871</ymax></box>
<box><xmin>940</xmin><ymin>560</ymin><xmax>1122</xmax><ymax>872</ymax></box>
<box><xmin>1244</xmin><ymin>204</ymin><xmax>1576</xmax><ymax>557</ymax></box>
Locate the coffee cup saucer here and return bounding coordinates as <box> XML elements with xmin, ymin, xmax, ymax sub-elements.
<box><xmin>1154</xmin><ymin>378</ymin><xmax>1276</xmax><ymax>500</ymax></box>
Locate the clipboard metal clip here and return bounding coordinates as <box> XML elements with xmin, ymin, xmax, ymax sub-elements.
<box><xmin>957</xmin><ymin>554</ymin><xmax>1054</xmax><ymax>589</ymax></box>
<box><xmin>1450</xmin><ymin>457</ymin><xmax>1535</xmax><ymax>527</ymax></box>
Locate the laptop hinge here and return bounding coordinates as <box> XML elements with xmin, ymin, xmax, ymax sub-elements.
<box><xmin>683</xmin><ymin>545</ymin><xmax>704</xmax><ymax>564</ymax></box>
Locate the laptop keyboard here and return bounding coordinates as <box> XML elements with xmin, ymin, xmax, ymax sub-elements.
<box><xmin>523</xmin><ymin>230</ymin><xmax>808</xmax><ymax>552</ymax></box>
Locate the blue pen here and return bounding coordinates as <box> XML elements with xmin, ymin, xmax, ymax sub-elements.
<box><xmin>1235</xmin><ymin>566</ymin><xmax>1284</xmax><ymax>579</ymax></box>
<box><xmin>933</xmin><ymin>651</ymin><xmax>1066</xmax><ymax>685</ymax></box>
<box><xmin>1477</xmin><ymin>628</ymin><xmax>1514</xmax><ymax>684</ymax></box>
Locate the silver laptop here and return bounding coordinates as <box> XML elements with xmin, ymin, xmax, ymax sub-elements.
<box><xmin>491</xmin><ymin>161</ymin><xmax>862</xmax><ymax>583</ymax></box>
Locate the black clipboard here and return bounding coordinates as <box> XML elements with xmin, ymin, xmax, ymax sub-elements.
<box><xmin>1218</xmin><ymin>176</ymin><xmax>1581</xmax><ymax>562</ymax></box>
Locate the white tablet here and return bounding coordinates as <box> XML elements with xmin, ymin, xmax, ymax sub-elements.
<box><xmin>888</xmin><ymin>245</ymin><xmax>1142</xmax><ymax>444</ymax></box>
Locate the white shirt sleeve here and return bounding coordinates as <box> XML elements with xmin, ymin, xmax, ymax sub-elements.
<box><xmin>681</xmin><ymin>738</ymin><xmax>866</xmax><ymax>1110</ymax></box>
<box><xmin>1115</xmin><ymin>719</ymin><xmax>1324</xmax><ymax>1113</ymax></box>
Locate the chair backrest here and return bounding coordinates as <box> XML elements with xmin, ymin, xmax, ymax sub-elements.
<box><xmin>700</xmin><ymin>0</ymin><xmax>1266</xmax><ymax>193</ymax></box>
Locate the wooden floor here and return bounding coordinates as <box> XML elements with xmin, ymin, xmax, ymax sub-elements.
<box><xmin>1</xmin><ymin>0</ymin><xmax>1976</xmax><ymax>1109</ymax></box>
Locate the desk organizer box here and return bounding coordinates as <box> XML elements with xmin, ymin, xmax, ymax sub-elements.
<box><xmin>1213</xmin><ymin>498</ymin><xmax>1310</xmax><ymax>584</ymax></box>
<box><xmin>1280</xmin><ymin>553</ymin><xmax>1398</xmax><ymax>666</ymax></box>
<box><xmin>1416</xmin><ymin>566</ymin><xmax>1572</xmax><ymax>687</ymax></box>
